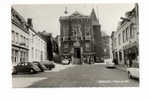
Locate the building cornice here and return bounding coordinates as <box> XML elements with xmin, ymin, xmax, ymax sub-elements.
<box><xmin>12</xmin><ymin>19</ymin><xmax>29</xmax><ymax>34</ymax></box>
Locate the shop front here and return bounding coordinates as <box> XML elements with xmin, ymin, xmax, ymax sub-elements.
<box><xmin>123</xmin><ymin>42</ymin><xmax>139</xmax><ymax>67</ymax></box>
<box><xmin>12</xmin><ymin>45</ymin><xmax>29</xmax><ymax>66</ymax></box>
<box><xmin>82</xmin><ymin>52</ymin><xmax>95</xmax><ymax>64</ymax></box>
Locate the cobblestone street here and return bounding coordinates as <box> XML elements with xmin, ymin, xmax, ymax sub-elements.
<box><xmin>12</xmin><ymin>63</ymin><xmax>139</xmax><ymax>88</ymax></box>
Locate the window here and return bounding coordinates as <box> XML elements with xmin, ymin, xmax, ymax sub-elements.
<box><xmin>12</xmin><ymin>31</ymin><xmax>15</xmax><ymax>42</ymax></box>
<box><xmin>16</xmin><ymin>33</ymin><xmax>19</xmax><ymax>43</ymax></box>
<box><xmin>32</xmin><ymin>48</ymin><xmax>34</xmax><ymax>59</ymax></box>
<box><xmin>20</xmin><ymin>35</ymin><xmax>23</xmax><ymax>43</ymax></box>
<box><xmin>63</xmin><ymin>25</ymin><xmax>68</xmax><ymax>35</ymax></box>
<box><xmin>123</xmin><ymin>30</ymin><xmax>125</xmax><ymax>43</ymax></box>
<box><xmin>126</xmin><ymin>27</ymin><xmax>128</xmax><ymax>41</ymax></box>
<box><xmin>86</xmin><ymin>32</ymin><xmax>90</xmax><ymax>36</ymax></box>
<box><xmin>85</xmin><ymin>25</ymin><xmax>90</xmax><ymax>36</ymax></box>
<box><xmin>130</xmin><ymin>24</ymin><xmax>134</xmax><ymax>38</ymax></box>
<box><xmin>12</xmin><ymin>49</ymin><xmax>15</xmax><ymax>63</ymax></box>
<box><xmin>64</xmin><ymin>43</ymin><xmax>68</xmax><ymax>48</ymax></box>
<box><xmin>26</xmin><ymin>38</ymin><xmax>29</xmax><ymax>47</ymax></box>
<box><xmin>24</xmin><ymin>37</ymin><xmax>25</xmax><ymax>44</ymax></box>
<box><xmin>118</xmin><ymin>34</ymin><xmax>121</xmax><ymax>45</ymax></box>
<box><xmin>119</xmin><ymin>51</ymin><xmax>122</xmax><ymax>61</ymax></box>
<box><xmin>85</xmin><ymin>43</ymin><xmax>90</xmax><ymax>51</ymax></box>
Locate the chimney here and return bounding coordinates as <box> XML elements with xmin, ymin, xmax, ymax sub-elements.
<box><xmin>27</xmin><ymin>18</ymin><xmax>33</xmax><ymax>28</ymax></box>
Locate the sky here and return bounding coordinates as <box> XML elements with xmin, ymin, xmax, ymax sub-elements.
<box><xmin>12</xmin><ymin>4</ymin><xmax>135</xmax><ymax>37</ymax></box>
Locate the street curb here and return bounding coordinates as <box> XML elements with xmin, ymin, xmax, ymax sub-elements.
<box><xmin>115</xmin><ymin>66</ymin><xmax>127</xmax><ymax>72</ymax></box>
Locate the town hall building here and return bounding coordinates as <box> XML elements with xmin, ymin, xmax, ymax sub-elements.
<box><xmin>59</xmin><ymin>9</ymin><xmax>103</xmax><ymax>64</ymax></box>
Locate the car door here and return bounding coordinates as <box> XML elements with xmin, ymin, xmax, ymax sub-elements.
<box><xmin>21</xmin><ymin>62</ymin><xmax>27</xmax><ymax>72</ymax></box>
<box><xmin>19</xmin><ymin>62</ymin><xmax>24</xmax><ymax>72</ymax></box>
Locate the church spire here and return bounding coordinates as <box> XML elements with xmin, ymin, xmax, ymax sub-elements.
<box><xmin>90</xmin><ymin>8</ymin><xmax>100</xmax><ymax>25</ymax></box>
<box><xmin>90</xmin><ymin>8</ymin><xmax>97</xmax><ymax>20</ymax></box>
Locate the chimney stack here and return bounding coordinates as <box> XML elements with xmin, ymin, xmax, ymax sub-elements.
<box><xmin>27</xmin><ymin>18</ymin><xmax>33</xmax><ymax>28</ymax></box>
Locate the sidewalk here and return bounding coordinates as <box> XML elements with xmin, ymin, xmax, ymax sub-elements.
<box><xmin>46</xmin><ymin>63</ymin><xmax>76</xmax><ymax>72</ymax></box>
<box><xmin>115</xmin><ymin>64</ymin><xmax>127</xmax><ymax>72</ymax></box>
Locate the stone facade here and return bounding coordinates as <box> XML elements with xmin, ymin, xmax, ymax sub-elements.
<box><xmin>11</xmin><ymin>8</ymin><xmax>48</xmax><ymax>66</ymax></box>
<box><xmin>28</xmin><ymin>26</ymin><xmax>47</xmax><ymax>62</ymax></box>
<box><xmin>102</xmin><ymin>35</ymin><xmax>111</xmax><ymax>59</ymax></box>
<box><xmin>59</xmin><ymin>9</ymin><xmax>103</xmax><ymax>64</ymax></box>
<box><xmin>111</xmin><ymin>4</ymin><xmax>139</xmax><ymax>66</ymax></box>
<box><xmin>11</xmin><ymin>8</ymin><xmax>29</xmax><ymax>66</ymax></box>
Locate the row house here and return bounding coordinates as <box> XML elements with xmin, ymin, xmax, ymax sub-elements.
<box><xmin>111</xmin><ymin>4</ymin><xmax>139</xmax><ymax>66</ymax></box>
<box><xmin>27</xmin><ymin>19</ymin><xmax>47</xmax><ymax>62</ymax></box>
<box><xmin>11</xmin><ymin>8</ymin><xmax>48</xmax><ymax>66</ymax></box>
<box><xmin>11</xmin><ymin>8</ymin><xmax>29</xmax><ymax>66</ymax></box>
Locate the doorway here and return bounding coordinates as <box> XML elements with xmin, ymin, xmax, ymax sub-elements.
<box><xmin>74</xmin><ymin>48</ymin><xmax>81</xmax><ymax>58</ymax></box>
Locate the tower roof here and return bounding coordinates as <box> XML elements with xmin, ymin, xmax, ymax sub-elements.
<box><xmin>71</xmin><ymin>11</ymin><xmax>84</xmax><ymax>17</ymax></box>
<box><xmin>90</xmin><ymin>8</ymin><xmax>100</xmax><ymax>25</ymax></box>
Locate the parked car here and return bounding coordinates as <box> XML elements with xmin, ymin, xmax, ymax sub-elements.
<box><xmin>12</xmin><ymin>62</ymin><xmax>41</xmax><ymax>74</ymax></box>
<box><xmin>32</xmin><ymin>61</ymin><xmax>48</xmax><ymax>72</ymax></box>
<box><xmin>40</xmin><ymin>60</ymin><xmax>55</xmax><ymax>70</ymax></box>
<box><xmin>105</xmin><ymin>59</ymin><xmax>115</xmax><ymax>69</ymax></box>
<box><xmin>127</xmin><ymin>67</ymin><xmax>139</xmax><ymax>79</ymax></box>
<box><xmin>127</xmin><ymin>61</ymin><xmax>139</xmax><ymax>80</ymax></box>
<box><xmin>95</xmin><ymin>57</ymin><xmax>104</xmax><ymax>63</ymax></box>
<box><xmin>62</xmin><ymin>59</ymin><xmax>70</xmax><ymax>65</ymax></box>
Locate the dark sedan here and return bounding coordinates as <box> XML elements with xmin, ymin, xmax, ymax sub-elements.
<box><xmin>32</xmin><ymin>61</ymin><xmax>48</xmax><ymax>72</ymax></box>
<box><xmin>12</xmin><ymin>62</ymin><xmax>41</xmax><ymax>74</ymax></box>
<box><xmin>40</xmin><ymin>60</ymin><xmax>55</xmax><ymax>70</ymax></box>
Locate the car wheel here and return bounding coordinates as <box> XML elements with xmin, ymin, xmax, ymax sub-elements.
<box><xmin>128</xmin><ymin>72</ymin><xmax>132</xmax><ymax>79</ymax></box>
<box><xmin>30</xmin><ymin>69</ymin><xmax>36</xmax><ymax>74</ymax></box>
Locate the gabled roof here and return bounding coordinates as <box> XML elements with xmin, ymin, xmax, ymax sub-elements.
<box><xmin>11</xmin><ymin>7</ymin><xmax>26</xmax><ymax>23</ymax></box>
<box><xmin>70</xmin><ymin>11</ymin><xmax>84</xmax><ymax>17</ymax></box>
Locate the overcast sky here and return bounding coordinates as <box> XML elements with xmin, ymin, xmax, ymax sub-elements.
<box><xmin>13</xmin><ymin>4</ymin><xmax>135</xmax><ymax>37</ymax></box>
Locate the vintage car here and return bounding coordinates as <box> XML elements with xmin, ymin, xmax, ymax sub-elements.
<box><xmin>12</xmin><ymin>62</ymin><xmax>41</xmax><ymax>74</ymax></box>
<box><xmin>32</xmin><ymin>61</ymin><xmax>48</xmax><ymax>72</ymax></box>
<box><xmin>62</xmin><ymin>59</ymin><xmax>70</xmax><ymax>65</ymax></box>
<box><xmin>127</xmin><ymin>67</ymin><xmax>139</xmax><ymax>79</ymax></box>
<box><xmin>40</xmin><ymin>60</ymin><xmax>55</xmax><ymax>70</ymax></box>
